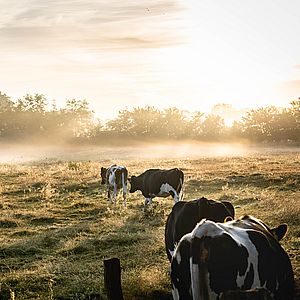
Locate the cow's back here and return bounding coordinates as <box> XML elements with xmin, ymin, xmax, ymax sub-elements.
<box><xmin>114</xmin><ymin>167</ymin><xmax>128</xmax><ymax>189</ymax></box>
<box><xmin>171</xmin><ymin>217</ymin><xmax>294</xmax><ymax>300</ymax></box>
<box><xmin>165</xmin><ymin>197</ymin><xmax>235</xmax><ymax>262</ymax></box>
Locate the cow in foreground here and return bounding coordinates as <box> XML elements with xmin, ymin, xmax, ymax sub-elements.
<box><xmin>101</xmin><ymin>165</ymin><xmax>128</xmax><ymax>206</ymax></box>
<box><xmin>129</xmin><ymin>168</ymin><xmax>184</xmax><ymax>205</ymax></box>
<box><xmin>165</xmin><ymin>197</ymin><xmax>235</xmax><ymax>262</ymax></box>
<box><xmin>171</xmin><ymin>215</ymin><xmax>294</xmax><ymax>300</ymax></box>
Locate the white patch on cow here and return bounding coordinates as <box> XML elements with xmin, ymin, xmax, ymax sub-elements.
<box><xmin>190</xmin><ymin>258</ymin><xmax>200</xmax><ymax>300</ymax></box>
<box><xmin>158</xmin><ymin>183</ymin><xmax>180</xmax><ymax>202</ymax></box>
<box><xmin>158</xmin><ymin>183</ymin><xmax>174</xmax><ymax>197</ymax></box>
<box><xmin>234</xmin><ymin>232</ymin><xmax>260</xmax><ymax>288</ymax></box>
<box><xmin>169</xmin><ymin>249</ymin><xmax>175</xmax><ymax>257</ymax></box>
<box><xmin>171</xmin><ymin>285</ymin><xmax>180</xmax><ymax>300</ymax></box>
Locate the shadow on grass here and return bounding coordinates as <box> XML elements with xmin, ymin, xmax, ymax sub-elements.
<box><xmin>186</xmin><ymin>173</ymin><xmax>300</xmax><ymax>193</ymax></box>
<box><xmin>0</xmin><ymin>222</ymin><xmax>95</xmax><ymax>260</ymax></box>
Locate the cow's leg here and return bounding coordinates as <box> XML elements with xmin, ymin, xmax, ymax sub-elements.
<box><xmin>144</xmin><ymin>197</ymin><xmax>153</xmax><ymax>205</ymax></box>
<box><xmin>169</xmin><ymin>190</ymin><xmax>180</xmax><ymax>203</ymax></box>
<box><xmin>173</xmin><ymin>192</ymin><xmax>180</xmax><ymax>203</ymax></box>
<box><xmin>113</xmin><ymin>183</ymin><xmax>117</xmax><ymax>206</ymax></box>
<box><xmin>122</xmin><ymin>173</ymin><xmax>127</xmax><ymax>207</ymax></box>
<box><xmin>107</xmin><ymin>187</ymin><xmax>111</xmax><ymax>202</ymax></box>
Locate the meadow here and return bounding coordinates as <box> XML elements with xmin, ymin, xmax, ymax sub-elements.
<box><xmin>0</xmin><ymin>146</ymin><xmax>299</xmax><ymax>299</ymax></box>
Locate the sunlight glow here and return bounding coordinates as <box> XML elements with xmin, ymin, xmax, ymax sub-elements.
<box><xmin>1</xmin><ymin>0</ymin><xmax>300</xmax><ymax>120</ymax></box>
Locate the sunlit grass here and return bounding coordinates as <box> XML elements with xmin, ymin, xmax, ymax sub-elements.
<box><xmin>0</xmin><ymin>151</ymin><xmax>299</xmax><ymax>299</ymax></box>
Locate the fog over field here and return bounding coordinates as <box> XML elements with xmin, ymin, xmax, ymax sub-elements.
<box><xmin>1</xmin><ymin>142</ymin><xmax>299</xmax><ymax>164</ymax></box>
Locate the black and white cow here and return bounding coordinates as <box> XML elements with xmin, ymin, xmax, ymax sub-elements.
<box><xmin>129</xmin><ymin>168</ymin><xmax>184</xmax><ymax>205</ymax></box>
<box><xmin>101</xmin><ymin>165</ymin><xmax>128</xmax><ymax>206</ymax></box>
<box><xmin>171</xmin><ymin>215</ymin><xmax>294</xmax><ymax>300</ymax></box>
<box><xmin>165</xmin><ymin>197</ymin><xmax>235</xmax><ymax>262</ymax></box>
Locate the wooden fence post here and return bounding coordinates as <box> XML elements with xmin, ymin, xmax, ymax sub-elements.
<box><xmin>103</xmin><ymin>258</ymin><xmax>124</xmax><ymax>300</ymax></box>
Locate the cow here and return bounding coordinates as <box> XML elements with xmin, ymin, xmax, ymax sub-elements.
<box><xmin>171</xmin><ymin>215</ymin><xmax>294</xmax><ymax>300</ymax></box>
<box><xmin>100</xmin><ymin>165</ymin><xmax>128</xmax><ymax>206</ymax></box>
<box><xmin>129</xmin><ymin>168</ymin><xmax>184</xmax><ymax>205</ymax></box>
<box><xmin>165</xmin><ymin>197</ymin><xmax>235</xmax><ymax>262</ymax></box>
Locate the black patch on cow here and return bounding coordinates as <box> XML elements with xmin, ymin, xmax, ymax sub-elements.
<box><xmin>100</xmin><ymin>167</ymin><xmax>107</xmax><ymax>184</ymax></box>
<box><xmin>205</xmin><ymin>233</ymin><xmax>249</xmax><ymax>294</ymax></box>
<box><xmin>247</xmin><ymin>230</ymin><xmax>294</xmax><ymax>300</ymax></box>
<box><xmin>165</xmin><ymin>197</ymin><xmax>235</xmax><ymax>262</ymax></box>
<box><xmin>241</xmin><ymin>263</ymin><xmax>254</xmax><ymax>290</ymax></box>
<box><xmin>171</xmin><ymin>239</ymin><xmax>193</xmax><ymax>300</ymax></box>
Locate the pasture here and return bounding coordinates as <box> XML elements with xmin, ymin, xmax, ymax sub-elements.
<box><xmin>0</xmin><ymin>147</ymin><xmax>299</xmax><ymax>299</ymax></box>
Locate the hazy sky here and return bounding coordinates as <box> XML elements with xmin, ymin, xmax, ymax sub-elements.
<box><xmin>1</xmin><ymin>0</ymin><xmax>300</xmax><ymax>118</ymax></box>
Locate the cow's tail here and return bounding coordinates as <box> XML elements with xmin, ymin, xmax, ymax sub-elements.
<box><xmin>177</xmin><ymin>171</ymin><xmax>184</xmax><ymax>201</ymax></box>
<box><xmin>122</xmin><ymin>170</ymin><xmax>127</xmax><ymax>207</ymax></box>
<box><xmin>191</xmin><ymin>237</ymin><xmax>210</xmax><ymax>300</ymax></box>
<box><xmin>179</xmin><ymin>177</ymin><xmax>184</xmax><ymax>201</ymax></box>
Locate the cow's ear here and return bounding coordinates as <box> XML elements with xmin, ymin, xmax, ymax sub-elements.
<box><xmin>128</xmin><ymin>176</ymin><xmax>135</xmax><ymax>183</ymax></box>
<box><xmin>222</xmin><ymin>201</ymin><xmax>235</xmax><ymax>218</ymax></box>
<box><xmin>271</xmin><ymin>224</ymin><xmax>288</xmax><ymax>241</ymax></box>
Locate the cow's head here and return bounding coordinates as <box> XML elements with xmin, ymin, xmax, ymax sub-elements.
<box><xmin>100</xmin><ymin>167</ymin><xmax>107</xmax><ymax>184</ymax></box>
<box><xmin>128</xmin><ymin>175</ymin><xmax>138</xmax><ymax>193</ymax></box>
<box><xmin>198</xmin><ymin>198</ymin><xmax>235</xmax><ymax>223</ymax></box>
<box><xmin>220</xmin><ymin>201</ymin><xmax>235</xmax><ymax>219</ymax></box>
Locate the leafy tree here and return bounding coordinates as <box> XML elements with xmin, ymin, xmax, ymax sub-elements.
<box><xmin>16</xmin><ymin>94</ymin><xmax>47</xmax><ymax>113</ymax></box>
<box><xmin>107</xmin><ymin>106</ymin><xmax>164</xmax><ymax>137</ymax></box>
<box><xmin>200</xmin><ymin>114</ymin><xmax>225</xmax><ymax>140</ymax></box>
<box><xmin>0</xmin><ymin>92</ymin><xmax>14</xmax><ymax>112</ymax></box>
<box><xmin>161</xmin><ymin>108</ymin><xmax>188</xmax><ymax>138</ymax></box>
<box><xmin>238</xmin><ymin>106</ymin><xmax>279</xmax><ymax>142</ymax></box>
<box><xmin>289</xmin><ymin>99</ymin><xmax>300</xmax><ymax>134</ymax></box>
<box><xmin>188</xmin><ymin>111</ymin><xmax>205</xmax><ymax>138</ymax></box>
<box><xmin>60</xmin><ymin>99</ymin><xmax>94</xmax><ymax>138</ymax></box>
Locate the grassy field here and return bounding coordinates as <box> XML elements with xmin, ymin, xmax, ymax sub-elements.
<box><xmin>0</xmin><ymin>149</ymin><xmax>299</xmax><ymax>299</ymax></box>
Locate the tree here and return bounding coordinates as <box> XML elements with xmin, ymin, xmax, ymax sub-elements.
<box><xmin>0</xmin><ymin>92</ymin><xmax>14</xmax><ymax>113</ymax></box>
<box><xmin>16</xmin><ymin>94</ymin><xmax>47</xmax><ymax>113</ymax></box>
<box><xmin>188</xmin><ymin>111</ymin><xmax>205</xmax><ymax>138</ymax></box>
<box><xmin>60</xmin><ymin>99</ymin><xmax>94</xmax><ymax>138</ymax></box>
<box><xmin>107</xmin><ymin>106</ymin><xmax>164</xmax><ymax>138</ymax></box>
<box><xmin>238</xmin><ymin>106</ymin><xmax>279</xmax><ymax>142</ymax></box>
<box><xmin>289</xmin><ymin>99</ymin><xmax>300</xmax><ymax>132</ymax></box>
<box><xmin>200</xmin><ymin>114</ymin><xmax>225</xmax><ymax>140</ymax></box>
<box><xmin>162</xmin><ymin>108</ymin><xmax>189</xmax><ymax>138</ymax></box>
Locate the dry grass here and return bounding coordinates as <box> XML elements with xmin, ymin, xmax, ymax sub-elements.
<box><xmin>0</xmin><ymin>151</ymin><xmax>299</xmax><ymax>299</ymax></box>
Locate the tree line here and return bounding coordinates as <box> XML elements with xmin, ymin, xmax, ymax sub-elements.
<box><xmin>0</xmin><ymin>91</ymin><xmax>299</xmax><ymax>145</ymax></box>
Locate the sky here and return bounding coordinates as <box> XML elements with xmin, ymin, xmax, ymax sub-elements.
<box><xmin>1</xmin><ymin>0</ymin><xmax>300</xmax><ymax>119</ymax></box>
